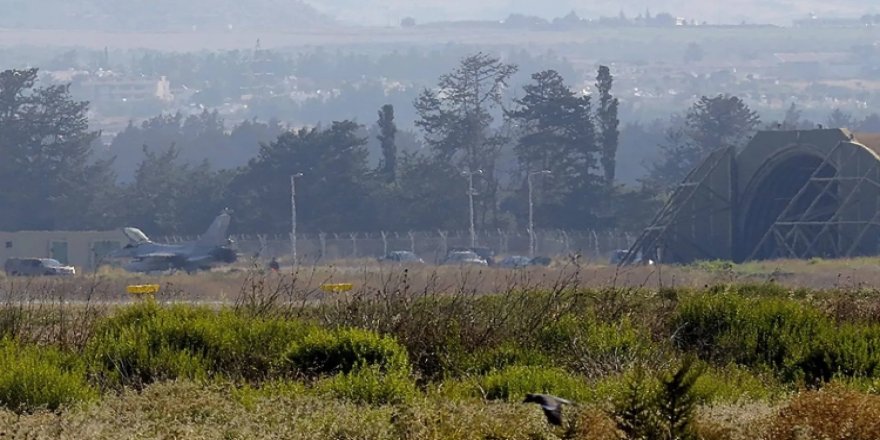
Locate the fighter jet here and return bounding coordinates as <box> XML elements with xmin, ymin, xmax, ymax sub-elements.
<box><xmin>110</xmin><ymin>211</ymin><xmax>238</xmax><ymax>273</ymax></box>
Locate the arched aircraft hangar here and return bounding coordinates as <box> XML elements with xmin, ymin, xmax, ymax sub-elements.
<box><xmin>627</xmin><ymin>129</ymin><xmax>880</xmax><ymax>264</ymax></box>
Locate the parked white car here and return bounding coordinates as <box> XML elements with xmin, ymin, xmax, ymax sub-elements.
<box><xmin>4</xmin><ymin>258</ymin><xmax>75</xmax><ymax>276</ymax></box>
<box><xmin>443</xmin><ymin>251</ymin><xmax>489</xmax><ymax>266</ymax></box>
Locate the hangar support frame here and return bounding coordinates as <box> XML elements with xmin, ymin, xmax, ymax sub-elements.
<box><xmin>625</xmin><ymin>129</ymin><xmax>880</xmax><ymax>264</ymax></box>
<box><xmin>746</xmin><ymin>142</ymin><xmax>880</xmax><ymax>261</ymax></box>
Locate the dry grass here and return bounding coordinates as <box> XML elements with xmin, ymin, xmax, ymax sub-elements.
<box><xmin>695</xmin><ymin>402</ymin><xmax>777</xmax><ymax>440</ymax></box>
<box><xmin>11</xmin><ymin>255</ymin><xmax>880</xmax><ymax>305</ymax></box>
<box><xmin>764</xmin><ymin>386</ymin><xmax>880</xmax><ymax>440</ymax></box>
<box><xmin>0</xmin><ymin>381</ymin><xmax>564</xmax><ymax>440</ymax></box>
<box><xmin>0</xmin><ymin>380</ymin><xmax>797</xmax><ymax>440</ymax></box>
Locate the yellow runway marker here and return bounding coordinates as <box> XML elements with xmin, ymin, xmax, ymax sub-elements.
<box><xmin>127</xmin><ymin>284</ymin><xmax>161</xmax><ymax>300</ymax></box>
<box><xmin>320</xmin><ymin>283</ymin><xmax>353</xmax><ymax>293</ymax></box>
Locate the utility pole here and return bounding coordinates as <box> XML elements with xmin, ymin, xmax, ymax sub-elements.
<box><xmin>528</xmin><ymin>170</ymin><xmax>552</xmax><ymax>257</ymax></box>
<box><xmin>290</xmin><ymin>173</ymin><xmax>303</xmax><ymax>264</ymax></box>
<box><xmin>461</xmin><ymin>168</ymin><xmax>483</xmax><ymax>248</ymax></box>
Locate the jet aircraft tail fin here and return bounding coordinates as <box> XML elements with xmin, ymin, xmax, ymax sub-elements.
<box><xmin>197</xmin><ymin>210</ymin><xmax>232</xmax><ymax>247</ymax></box>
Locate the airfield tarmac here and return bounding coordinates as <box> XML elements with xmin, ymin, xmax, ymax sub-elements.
<box><xmin>3</xmin><ymin>256</ymin><xmax>880</xmax><ymax>305</ymax></box>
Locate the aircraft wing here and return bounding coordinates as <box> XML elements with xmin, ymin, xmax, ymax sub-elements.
<box><xmin>184</xmin><ymin>254</ymin><xmax>213</xmax><ymax>264</ymax></box>
<box><xmin>135</xmin><ymin>252</ymin><xmax>179</xmax><ymax>260</ymax></box>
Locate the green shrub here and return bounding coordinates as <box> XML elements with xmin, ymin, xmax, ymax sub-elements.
<box><xmin>692</xmin><ymin>260</ymin><xmax>734</xmax><ymax>273</ymax></box>
<box><xmin>673</xmin><ymin>293</ymin><xmax>880</xmax><ymax>383</ymax></box>
<box><xmin>315</xmin><ymin>365</ymin><xmax>417</xmax><ymax>405</ymax></box>
<box><xmin>534</xmin><ymin>314</ymin><xmax>650</xmax><ymax>373</ymax></box>
<box><xmin>705</xmin><ymin>283</ymin><xmax>795</xmax><ymax>298</ymax></box>
<box><xmin>612</xmin><ymin>359</ymin><xmax>703</xmax><ymax>440</ymax></box>
<box><xmin>796</xmin><ymin>323</ymin><xmax>880</xmax><ymax>384</ymax></box>
<box><xmin>86</xmin><ymin>303</ymin><xmax>314</xmax><ymax>387</ymax></box>
<box><xmin>477</xmin><ymin>365</ymin><xmax>592</xmax><ymax>402</ymax></box>
<box><xmin>0</xmin><ymin>339</ymin><xmax>95</xmax><ymax>412</ymax></box>
<box><xmin>285</xmin><ymin>327</ymin><xmax>410</xmax><ymax>378</ymax></box>
<box><xmin>612</xmin><ymin>368</ymin><xmax>658</xmax><ymax>440</ymax></box>
<box><xmin>462</xmin><ymin>343</ymin><xmax>550</xmax><ymax>375</ymax></box>
<box><xmin>691</xmin><ymin>364</ymin><xmax>782</xmax><ymax>403</ymax></box>
<box><xmin>674</xmin><ymin>295</ymin><xmax>826</xmax><ymax>366</ymax></box>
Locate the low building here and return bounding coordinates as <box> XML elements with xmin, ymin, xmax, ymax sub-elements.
<box><xmin>774</xmin><ymin>52</ymin><xmax>859</xmax><ymax>80</ymax></box>
<box><xmin>0</xmin><ymin>230</ymin><xmax>129</xmax><ymax>273</ymax></box>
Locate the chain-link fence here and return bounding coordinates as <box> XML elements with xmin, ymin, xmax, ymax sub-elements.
<box><xmin>163</xmin><ymin>230</ymin><xmax>635</xmax><ymax>264</ymax></box>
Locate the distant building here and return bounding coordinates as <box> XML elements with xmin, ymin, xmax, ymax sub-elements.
<box><xmin>774</xmin><ymin>52</ymin><xmax>859</xmax><ymax>79</ymax></box>
<box><xmin>0</xmin><ymin>230</ymin><xmax>128</xmax><ymax>272</ymax></box>
<box><xmin>79</xmin><ymin>74</ymin><xmax>174</xmax><ymax>103</ymax></box>
<box><xmin>794</xmin><ymin>16</ymin><xmax>864</xmax><ymax>28</ymax></box>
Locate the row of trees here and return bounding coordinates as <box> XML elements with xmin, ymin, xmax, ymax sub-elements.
<box><xmin>0</xmin><ymin>59</ymin><xmax>766</xmax><ymax>237</ymax></box>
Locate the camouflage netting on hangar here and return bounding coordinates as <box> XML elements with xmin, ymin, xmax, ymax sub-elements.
<box><xmin>628</xmin><ymin>129</ymin><xmax>880</xmax><ymax>264</ymax></box>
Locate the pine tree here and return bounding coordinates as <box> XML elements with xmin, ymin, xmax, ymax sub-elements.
<box><xmin>507</xmin><ymin>69</ymin><xmax>601</xmax><ymax>228</ymax></box>
<box><xmin>0</xmin><ymin>68</ymin><xmax>116</xmax><ymax>231</ymax></box>
<box><xmin>377</xmin><ymin>104</ymin><xmax>398</xmax><ymax>183</ymax></box>
<box><xmin>229</xmin><ymin>121</ymin><xmax>375</xmax><ymax>233</ymax></box>
<box><xmin>655</xmin><ymin>358</ymin><xmax>703</xmax><ymax>440</ymax></box>
<box><xmin>596</xmin><ymin>66</ymin><xmax>620</xmax><ymax>187</ymax></box>
<box><xmin>648</xmin><ymin>95</ymin><xmax>759</xmax><ymax>191</ymax></box>
<box><xmin>415</xmin><ymin>52</ymin><xmax>518</xmax><ymax>229</ymax></box>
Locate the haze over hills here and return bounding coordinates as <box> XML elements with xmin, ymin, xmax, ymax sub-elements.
<box><xmin>0</xmin><ymin>0</ymin><xmax>331</xmax><ymax>30</ymax></box>
<box><xmin>1</xmin><ymin>0</ymin><xmax>878</xmax><ymax>32</ymax></box>
<box><xmin>308</xmin><ymin>0</ymin><xmax>880</xmax><ymax>25</ymax></box>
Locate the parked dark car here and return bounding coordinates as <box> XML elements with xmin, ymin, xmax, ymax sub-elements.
<box><xmin>499</xmin><ymin>256</ymin><xmax>532</xmax><ymax>268</ymax></box>
<box><xmin>499</xmin><ymin>255</ymin><xmax>553</xmax><ymax>268</ymax></box>
<box><xmin>4</xmin><ymin>258</ymin><xmax>76</xmax><ymax>276</ymax></box>
<box><xmin>530</xmin><ymin>256</ymin><xmax>552</xmax><ymax>266</ymax></box>
<box><xmin>379</xmin><ymin>251</ymin><xmax>425</xmax><ymax>264</ymax></box>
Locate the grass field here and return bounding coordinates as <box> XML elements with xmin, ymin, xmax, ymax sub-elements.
<box><xmin>2</xmin><ymin>259</ymin><xmax>880</xmax><ymax>438</ymax></box>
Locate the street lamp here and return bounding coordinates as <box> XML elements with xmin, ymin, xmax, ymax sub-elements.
<box><xmin>461</xmin><ymin>168</ymin><xmax>483</xmax><ymax>248</ymax></box>
<box><xmin>528</xmin><ymin>170</ymin><xmax>552</xmax><ymax>257</ymax></box>
<box><xmin>290</xmin><ymin>173</ymin><xmax>303</xmax><ymax>264</ymax></box>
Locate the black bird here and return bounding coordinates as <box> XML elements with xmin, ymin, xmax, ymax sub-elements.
<box><xmin>523</xmin><ymin>393</ymin><xmax>572</xmax><ymax>426</ymax></box>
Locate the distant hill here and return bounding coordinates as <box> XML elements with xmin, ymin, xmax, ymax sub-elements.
<box><xmin>307</xmin><ymin>0</ymin><xmax>880</xmax><ymax>26</ymax></box>
<box><xmin>0</xmin><ymin>0</ymin><xmax>332</xmax><ymax>31</ymax></box>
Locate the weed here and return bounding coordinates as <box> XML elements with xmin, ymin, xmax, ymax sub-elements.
<box><xmin>477</xmin><ymin>365</ymin><xmax>593</xmax><ymax>402</ymax></box>
<box><xmin>315</xmin><ymin>365</ymin><xmax>417</xmax><ymax>405</ymax></box>
<box><xmin>0</xmin><ymin>339</ymin><xmax>95</xmax><ymax>412</ymax></box>
<box><xmin>285</xmin><ymin>327</ymin><xmax>410</xmax><ymax>378</ymax></box>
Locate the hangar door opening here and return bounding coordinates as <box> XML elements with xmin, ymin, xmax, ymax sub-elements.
<box><xmin>739</xmin><ymin>154</ymin><xmax>837</xmax><ymax>261</ymax></box>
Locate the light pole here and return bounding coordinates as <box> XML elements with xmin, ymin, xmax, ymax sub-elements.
<box><xmin>290</xmin><ymin>173</ymin><xmax>303</xmax><ymax>264</ymax></box>
<box><xmin>528</xmin><ymin>170</ymin><xmax>552</xmax><ymax>257</ymax></box>
<box><xmin>461</xmin><ymin>168</ymin><xmax>483</xmax><ymax>248</ymax></box>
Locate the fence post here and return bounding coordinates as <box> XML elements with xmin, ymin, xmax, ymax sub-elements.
<box><xmin>439</xmin><ymin>230</ymin><xmax>448</xmax><ymax>260</ymax></box>
<box><xmin>381</xmin><ymin>231</ymin><xmax>388</xmax><ymax>256</ymax></box>
<box><xmin>257</xmin><ymin>235</ymin><xmax>268</xmax><ymax>259</ymax></box>
<box><xmin>319</xmin><ymin>232</ymin><xmax>326</xmax><ymax>260</ymax></box>
<box><xmin>350</xmin><ymin>233</ymin><xmax>358</xmax><ymax>258</ymax></box>
<box><xmin>409</xmin><ymin>231</ymin><xmax>416</xmax><ymax>253</ymax></box>
<box><xmin>592</xmin><ymin>230</ymin><xmax>600</xmax><ymax>261</ymax></box>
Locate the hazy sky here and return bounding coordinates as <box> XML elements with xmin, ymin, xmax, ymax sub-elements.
<box><xmin>305</xmin><ymin>0</ymin><xmax>880</xmax><ymax>26</ymax></box>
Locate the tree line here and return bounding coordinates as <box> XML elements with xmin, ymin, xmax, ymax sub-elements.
<box><xmin>0</xmin><ymin>57</ymin><xmax>798</xmax><ymax>237</ymax></box>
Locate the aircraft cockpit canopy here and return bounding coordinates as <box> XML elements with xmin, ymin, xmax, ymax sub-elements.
<box><xmin>123</xmin><ymin>227</ymin><xmax>151</xmax><ymax>244</ymax></box>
